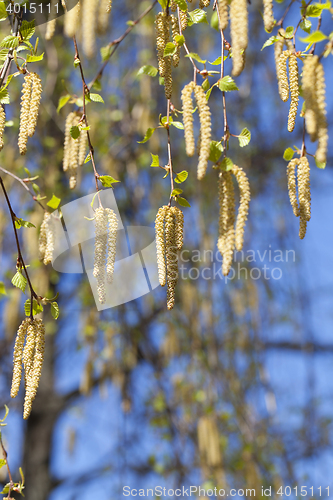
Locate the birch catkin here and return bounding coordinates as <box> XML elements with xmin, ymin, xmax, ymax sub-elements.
<box><xmin>287</xmin><ymin>158</ymin><xmax>300</xmax><ymax>217</ymax></box>
<box><xmin>155</xmin><ymin>206</ymin><xmax>168</xmax><ymax>287</ymax></box>
<box><xmin>181</xmin><ymin>82</ymin><xmax>195</xmax><ymax>157</ymax></box>
<box><xmin>194</xmin><ymin>85</ymin><xmax>212</xmax><ymax>180</ymax></box>
<box><xmin>23</xmin><ymin>319</ymin><xmax>45</xmax><ymax>420</ymax></box>
<box><xmin>18</xmin><ymin>73</ymin><xmax>33</xmax><ymax>155</ymax></box>
<box><xmin>302</xmin><ymin>55</ymin><xmax>319</xmax><ymax>141</ymax></box>
<box><xmin>105</xmin><ymin>208</ymin><xmax>118</xmax><ymax>284</ymax></box>
<box><xmin>64</xmin><ymin>0</ymin><xmax>81</xmax><ymax>37</ymax></box>
<box><xmin>93</xmin><ymin>207</ymin><xmax>108</xmax><ymax>304</ymax></box>
<box><xmin>171</xmin><ymin>15</ymin><xmax>180</xmax><ymax>67</ymax></box>
<box><xmin>10</xmin><ymin>319</ymin><xmax>29</xmax><ymax>399</ymax></box>
<box><xmin>263</xmin><ymin>0</ymin><xmax>274</xmax><ymax>33</ymax></box>
<box><xmin>0</xmin><ymin>104</ymin><xmax>5</xmax><ymax>151</ymax></box>
<box><xmin>315</xmin><ymin>61</ymin><xmax>328</xmax><ymax>164</ymax></box>
<box><xmin>218</xmin><ymin>171</ymin><xmax>236</xmax><ymax>276</ymax></box>
<box><xmin>218</xmin><ymin>0</ymin><xmax>229</xmax><ymax>30</ymax></box>
<box><xmin>98</xmin><ymin>0</ymin><xmax>112</xmax><ymax>32</ymax></box>
<box><xmin>27</xmin><ymin>73</ymin><xmax>42</xmax><ymax>138</ymax></box>
<box><xmin>39</xmin><ymin>212</ymin><xmax>55</xmax><ymax>265</ymax></box>
<box><xmin>165</xmin><ymin>209</ymin><xmax>178</xmax><ymax>310</ymax></box>
<box><xmin>230</xmin><ymin>0</ymin><xmax>248</xmax><ymax>77</ymax></box>
<box><xmin>63</xmin><ymin>112</ymin><xmax>76</xmax><ymax>172</ymax></box>
<box><xmin>171</xmin><ymin>206</ymin><xmax>184</xmax><ymax>251</ymax></box>
<box><xmin>298</xmin><ymin>156</ymin><xmax>311</xmax><ymax>223</ymax></box>
<box><xmin>232</xmin><ymin>165</ymin><xmax>250</xmax><ymax>251</ymax></box>
<box><xmin>82</xmin><ymin>0</ymin><xmax>99</xmax><ymax>58</ymax></box>
<box><xmin>277</xmin><ymin>50</ymin><xmax>291</xmax><ymax>102</ymax></box>
<box><xmin>155</xmin><ymin>12</ymin><xmax>173</xmax><ymax>99</ymax></box>
<box><xmin>287</xmin><ymin>54</ymin><xmax>299</xmax><ymax>132</ymax></box>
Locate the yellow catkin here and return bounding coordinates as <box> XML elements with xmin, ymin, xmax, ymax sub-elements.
<box><xmin>68</xmin><ymin>115</ymin><xmax>81</xmax><ymax>189</ymax></box>
<box><xmin>155</xmin><ymin>206</ymin><xmax>168</xmax><ymax>287</ymax></box>
<box><xmin>78</xmin><ymin>129</ymin><xmax>87</xmax><ymax>166</ymax></box>
<box><xmin>218</xmin><ymin>0</ymin><xmax>228</xmax><ymax>30</ymax></box>
<box><xmin>155</xmin><ymin>12</ymin><xmax>173</xmax><ymax>99</ymax></box>
<box><xmin>302</xmin><ymin>55</ymin><xmax>319</xmax><ymax>141</ymax></box>
<box><xmin>23</xmin><ymin>319</ymin><xmax>45</xmax><ymax>420</ymax></box>
<box><xmin>98</xmin><ymin>0</ymin><xmax>112</xmax><ymax>32</ymax></box>
<box><xmin>27</xmin><ymin>73</ymin><xmax>42</xmax><ymax>138</ymax></box>
<box><xmin>18</xmin><ymin>73</ymin><xmax>33</xmax><ymax>155</ymax></box>
<box><xmin>287</xmin><ymin>158</ymin><xmax>300</xmax><ymax>217</ymax></box>
<box><xmin>315</xmin><ymin>61</ymin><xmax>328</xmax><ymax>164</ymax></box>
<box><xmin>181</xmin><ymin>81</ymin><xmax>195</xmax><ymax>157</ymax></box>
<box><xmin>170</xmin><ymin>206</ymin><xmax>184</xmax><ymax>250</ymax></box>
<box><xmin>232</xmin><ymin>165</ymin><xmax>250</xmax><ymax>252</ymax></box>
<box><xmin>63</xmin><ymin>112</ymin><xmax>76</xmax><ymax>172</ymax></box>
<box><xmin>82</xmin><ymin>0</ymin><xmax>99</xmax><ymax>58</ymax></box>
<box><xmin>165</xmin><ymin>208</ymin><xmax>178</xmax><ymax>310</ymax></box>
<box><xmin>194</xmin><ymin>85</ymin><xmax>212</xmax><ymax>180</ymax></box>
<box><xmin>277</xmin><ymin>50</ymin><xmax>292</xmax><ymax>102</ymax></box>
<box><xmin>179</xmin><ymin>9</ymin><xmax>188</xmax><ymax>31</ymax></box>
<box><xmin>197</xmin><ymin>416</ymin><xmax>222</xmax><ymax>468</ymax></box>
<box><xmin>298</xmin><ymin>156</ymin><xmax>311</xmax><ymax>223</ymax></box>
<box><xmin>263</xmin><ymin>0</ymin><xmax>274</xmax><ymax>33</ymax></box>
<box><xmin>171</xmin><ymin>15</ymin><xmax>180</xmax><ymax>67</ymax></box>
<box><xmin>274</xmin><ymin>31</ymin><xmax>293</xmax><ymax>97</ymax></box>
<box><xmin>10</xmin><ymin>319</ymin><xmax>29</xmax><ymax>399</ymax></box>
<box><xmin>199</xmin><ymin>0</ymin><xmax>211</xmax><ymax>7</ymax></box>
<box><xmin>105</xmin><ymin>208</ymin><xmax>118</xmax><ymax>284</ymax></box>
<box><xmin>218</xmin><ymin>171</ymin><xmax>236</xmax><ymax>276</ymax></box>
<box><xmin>64</xmin><ymin>0</ymin><xmax>81</xmax><ymax>38</ymax></box>
<box><xmin>0</xmin><ymin>104</ymin><xmax>5</xmax><ymax>150</ymax></box>
<box><xmin>45</xmin><ymin>18</ymin><xmax>56</xmax><ymax>40</ymax></box>
<box><xmin>170</xmin><ymin>0</ymin><xmax>177</xmax><ymax>11</ymax></box>
<box><xmin>39</xmin><ymin>212</ymin><xmax>55</xmax><ymax>265</ymax></box>
<box><xmin>230</xmin><ymin>0</ymin><xmax>248</xmax><ymax>77</ymax></box>
<box><xmin>287</xmin><ymin>54</ymin><xmax>299</xmax><ymax>132</ymax></box>
<box><xmin>93</xmin><ymin>207</ymin><xmax>108</xmax><ymax>304</ymax></box>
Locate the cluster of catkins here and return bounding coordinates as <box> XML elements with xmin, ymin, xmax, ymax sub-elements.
<box><xmin>287</xmin><ymin>156</ymin><xmax>311</xmax><ymax>239</ymax></box>
<box><xmin>0</xmin><ymin>104</ymin><xmax>5</xmax><ymax>151</ymax></box>
<box><xmin>93</xmin><ymin>206</ymin><xmax>118</xmax><ymax>304</ymax></box>
<box><xmin>302</xmin><ymin>55</ymin><xmax>328</xmax><ymax>164</ymax></box>
<box><xmin>218</xmin><ymin>166</ymin><xmax>251</xmax><ymax>275</ymax></box>
<box><xmin>39</xmin><ymin>212</ymin><xmax>56</xmax><ymax>265</ymax></box>
<box><xmin>181</xmin><ymin>81</ymin><xmax>212</xmax><ymax>180</ymax></box>
<box><xmin>63</xmin><ymin>112</ymin><xmax>87</xmax><ymax>189</ymax></box>
<box><xmin>18</xmin><ymin>72</ymin><xmax>42</xmax><ymax>155</ymax></box>
<box><xmin>197</xmin><ymin>416</ymin><xmax>222</xmax><ymax>468</ymax></box>
<box><xmin>46</xmin><ymin>0</ymin><xmax>112</xmax><ymax>58</ymax></box>
<box><xmin>276</xmin><ymin>49</ymin><xmax>299</xmax><ymax>132</ymax></box>
<box><xmin>155</xmin><ymin>205</ymin><xmax>184</xmax><ymax>310</ymax></box>
<box><xmin>11</xmin><ymin>318</ymin><xmax>46</xmax><ymax>419</ymax></box>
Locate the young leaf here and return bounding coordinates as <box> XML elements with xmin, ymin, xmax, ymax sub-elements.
<box><xmin>158</xmin><ymin>0</ymin><xmax>168</xmax><ymax>7</ymax></box>
<box><xmin>138</xmin><ymin>127</ymin><xmax>157</xmax><ymax>144</ymax></box>
<box><xmin>315</xmin><ymin>157</ymin><xmax>326</xmax><ymax>169</ymax></box>
<box><xmin>175</xmin><ymin>170</ymin><xmax>188</xmax><ymax>183</ymax></box>
<box><xmin>51</xmin><ymin>302</ymin><xmax>60</xmax><ymax>320</ymax></box>
<box><xmin>70</xmin><ymin>126</ymin><xmax>80</xmax><ymax>140</ymax></box>
<box><xmin>89</xmin><ymin>93</ymin><xmax>104</xmax><ymax>103</ymax></box>
<box><xmin>99</xmin><ymin>175</ymin><xmax>120</xmax><ymax>187</ymax></box>
<box><xmin>170</xmin><ymin>121</ymin><xmax>184</xmax><ymax>130</ymax></box>
<box><xmin>299</xmin><ymin>30</ymin><xmax>327</xmax><ymax>43</ymax></box>
<box><xmin>85</xmin><ymin>153</ymin><xmax>91</xmax><ymax>164</ymax></box>
<box><xmin>57</xmin><ymin>95</ymin><xmax>71</xmax><ymax>113</ymax></box>
<box><xmin>47</xmin><ymin>195</ymin><xmax>61</xmax><ymax>210</ymax></box>
<box><xmin>300</xmin><ymin>19</ymin><xmax>312</xmax><ymax>33</ymax></box>
<box><xmin>0</xmin><ymin>2</ymin><xmax>8</xmax><ymax>21</ymax></box>
<box><xmin>185</xmin><ymin>52</ymin><xmax>207</xmax><ymax>64</ymax></box>
<box><xmin>15</xmin><ymin>218</ymin><xmax>36</xmax><ymax>229</ymax></box>
<box><xmin>284</xmin><ymin>26</ymin><xmax>294</xmax><ymax>38</ymax></box>
<box><xmin>188</xmin><ymin>9</ymin><xmax>208</xmax><ymax>25</ymax></box>
<box><xmin>172</xmin><ymin>188</ymin><xmax>183</xmax><ymax>196</ymax></box>
<box><xmin>26</xmin><ymin>53</ymin><xmax>44</xmax><ymax>62</ymax></box>
<box><xmin>202</xmin><ymin>78</ymin><xmax>210</xmax><ymax>91</ymax></box>
<box><xmin>176</xmin><ymin>196</ymin><xmax>191</xmax><ymax>207</ymax></box>
<box><xmin>238</xmin><ymin>128</ymin><xmax>251</xmax><ymax>148</ymax></box>
<box><xmin>283</xmin><ymin>147</ymin><xmax>295</xmax><ymax>161</ymax></box>
<box><xmin>209</xmin><ymin>141</ymin><xmax>223</xmax><ymax>163</ymax></box>
<box><xmin>0</xmin><ymin>281</ymin><xmax>6</xmax><ymax>295</ymax></box>
<box><xmin>137</xmin><ymin>65</ymin><xmax>158</xmax><ymax>77</ymax></box>
<box><xmin>20</xmin><ymin>20</ymin><xmax>35</xmax><ymax>40</ymax></box>
<box><xmin>0</xmin><ymin>88</ymin><xmax>9</xmax><ymax>105</ymax></box>
<box><xmin>261</xmin><ymin>35</ymin><xmax>279</xmax><ymax>50</ymax></box>
<box><xmin>150</xmin><ymin>154</ymin><xmax>160</xmax><ymax>167</ymax></box>
<box><xmin>175</xmin><ymin>0</ymin><xmax>187</xmax><ymax>11</ymax></box>
<box><xmin>174</xmin><ymin>34</ymin><xmax>185</xmax><ymax>46</ymax></box>
<box><xmin>218</xmin><ymin>76</ymin><xmax>239</xmax><ymax>92</ymax></box>
<box><xmin>164</xmin><ymin>42</ymin><xmax>177</xmax><ymax>57</ymax></box>
<box><xmin>221</xmin><ymin>157</ymin><xmax>234</xmax><ymax>171</ymax></box>
<box><xmin>0</xmin><ymin>35</ymin><xmax>19</xmax><ymax>49</ymax></box>
<box><xmin>100</xmin><ymin>45</ymin><xmax>112</xmax><ymax>62</ymax></box>
<box><xmin>24</xmin><ymin>299</ymin><xmax>43</xmax><ymax>317</ymax></box>
<box><xmin>12</xmin><ymin>271</ymin><xmax>27</xmax><ymax>293</ymax></box>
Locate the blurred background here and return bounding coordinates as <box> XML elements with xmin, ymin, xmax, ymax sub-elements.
<box><xmin>0</xmin><ymin>0</ymin><xmax>333</xmax><ymax>498</ymax></box>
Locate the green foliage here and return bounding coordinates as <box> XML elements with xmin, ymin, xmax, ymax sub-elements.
<box><xmin>164</xmin><ymin>42</ymin><xmax>177</xmax><ymax>57</ymax></box>
<box><xmin>47</xmin><ymin>195</ymin><xmax>61</xmax><ymax>210</ymax></box>
<box><xmin>51</xmin><ymin>302</ymin><xmax>60</xmax><ymax>320</ymax></box>
<box><xmin>174</xmin><ymin>0</ymin><xmax>187</xmax><ymax>11</ymax></box>
<box><xmin>221</xmin><ymin>157</ymin><xmax>234</xmax><ymax>171</ymax></box>
<box><xmin>89</xmin><ymin>93</ymin><xmax>104</xmax><ymax>103</ymax></box>
<box><xmin>138</xmin><ymin>127</ymin><xmax>157</xmax><ymax>143</ymax></box>
<box><xmin>176</xmin><ymin>196</ymin><xmax>191</xmax><ymax>207</ymax></box>
<box><xmin>0</xmin><ymin>1</ymin><xmax>7</xmax><ymax>21</ymax></box>
<box><xmin>137</xmin><ymin>65</ymin><xmax>158</xmax><ymax>77</ymax></box>
<box><xmin>0</xmin><ymin>35</ymin><xmax>18</xmax><ymax>49</ymax></box>
<box><xmin>174</xmin><ymin>171</ymin><xmax>188</xmax><ymax>183</ymax></box>
<box><xmin>238</xmin><ymin>128</ymin><xmax>251</xmax><ymax>148</ymax></box>
<box><xmin>70</xmin><ymin>126</ymin><xmax>80</xmax><ymax>140</ymax></box>
<box><xmin>209</xmin><ymin>141</ymin><xmax>223</xmax><ymax>163</ymax></box>
<box><xmin>99</xmin><ymin>175</ymin><xmax>120</xmax><ymax>187</ymax></box>
<box><xmin>0</xmin><ymin>281</ymin><xmax>6</xmax><ymax>295</ymax></box>
<box><xmin>315</xmin><ymin>157</ymin><xmax>326</xmax><ymax>169</ymax></box>
<box><xmin>12</xmin><ymin>271</ymin><xmax>27</xmax><ymax>293</ymax></box>
<box><xmin>218</xmin><ymin>76</ymin><xmax>239</xmax><ymax>92</ymax></box>
<box><xmin>20</xmin><ymin>20</ymin><xmax>35</xmax><ymax>41</ymax></box>
<box><xmin>150</xmin><ymin>154</ymin><xmax>160</xmax><ymax>167</ymax></box>
<box><xmin>299</xmin><ymin>30</ymin><xmax>327</xmax><ymax>43</ymax></box>
<box><xmin>185</xmin><ymin>52</ymin><xmax>207</xmax><ymax>64</ymax></box>
<box><xmin>24</xmin><ymin>299</ymin><xmax>43</xmax><ymax>317</ymax></box>
<box><xmin>188</xmin><ymin>9</ymin><xmax>208</xmax><ymax>25</ymax></box>
<box><xmin>0</xmin><ymin>88</ymin><xmax>10</xmax><ymax>104</ymax></box>
<box><xmin>261</xmin><ymin>35</ymin><xmax>279</xmax><ymax>50</ymax></box>
<box><xmin>283</xmin><ymin>147</ymin><xmax>295</xmax><ymax>161</ymax></box>
<box><xmin>15</xmin><ymin>218</ymin><xmax>36</xmax><ymax>229</ymax></box>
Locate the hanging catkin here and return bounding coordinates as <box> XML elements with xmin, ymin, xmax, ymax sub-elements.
<box><xmin>181</xmin><ymin>82</ymin><xmax>195</xmax><ymax>157</ymax></box>
<box><xmin>165</xmin><ymin>208</ymin><xmax>178</xmax><ymax>310</ymax></box>
<box><xmin>27</xmin><ymin>73</ymin><xmax>42</xmax><ymax>138</ymax></box>
<box><xmin>10</xmin><ymin>319</ymin><xmax>29</xmax><ymax>399</ymax></box>
<box><xmin>277</xmin><ymin>50</ymin><xmax>291</xmax><ymax>102</ymax></box>
<box><xmin>23</xmin><ymin>319</ymin><xmax>45</xmax><ymax>420</ymax></box>
<box><xmin>171</xmin><ymin>206</ymin><xmax>184</xmax><ymax>250</ymax></box>
<box><xmin>287</xmin><ymin>54</ymin><xmax>299</xmax><ymax>132</ymax></box>
<box><xmin>39</xmin><ymin>212</ymin><xmax>55</xmax><ymax>265</ymax></box>
<box><xmin>274</xmin><ymin>30</ymin><xmax>293</xmax><ymax>97</ymax></box>
<box><xmin>232</xmin><ymin>165</ymin><xmax>250</xmax><ymax>251</ymax></box>
<box><xmin>93</xmin><ymin>207</ymin><xmax>108</xmax><ymax>304</ymax></box>
<box><xmin>287</xmin><ymin>158</ymin><xmax>300</xmax><ymax>217</ymax></box>
<box><xmin>63</xmin><ymin>112</ymin><xmax>76</xmax><ymax>172</ymax></box>
<box><xmin>230</xmin><ymin>0</ymin><xmax>248</xmax><ymax>77</ymax></box>
<box><xmin>155</xmin><ymin>206</ymin><xmax>168</xmax><ymax>287</ymax></box>
<box><xmin>218</xmin><ymin>171</ymin><xmax>236</xmax><ymax>276</ymax></box>
<box><xmin>0</xmin><ymin>104</ymin><xmax>5</xmax><ymax>151</ymax></box>
<box><xmin>197</xmin><ymin>416</ymin><xmax>222</xmax><ymax>468</ymax></box>
<box><xmin>64</xmin><ymin>0</ymin><xmax>81</xmax><ymax>38</ymax></box>
<box><xmin>78</xmin><ymin>129</ymin><xmax>87</xmax><ymax>166</ymax></box>
<box><xmin>194</xmin><ymin>85</ymin><xmax>212</xmax><ymax>180</ymax></box>
<box><xmin>82</xmin><ymin>0</ymin><xmax>99</xmax><ymax>58</ymax></box>
<box><xmin>45</xmin><ymin>18</ymin><xmax>56</xmax><ymax>40</ymax></box>
<box><xmin>179</xmin><ymin>8</ymin><xmax>188</xmax><ymax>31</ymax></box>
<box><xmin>171</xmin><ymin>15</ymin><xmax>180</xmax><ymax>67</ymax></box>
<box><xmin>298</xmin><ymin>156</ymin><xmax>311</xmax><ymax>223</ymax></box>
<box><xmin>302</xmin><ymin>55</ymin><xmax>318</xmax><ymax>142</ymax></box>
<box><xmin>155</xmin><ymin>12</ymin><xmax>173</xmax><ymax>99</ymax></box>
<box><xmin>98</xmin><ymin>0</ymin><xmax>112</xmax><ymax>32</ymax></box>
<box><xmin>263</xmin><ymin>0</ymin><xmax>274</xmax><ymax>33</ymax></box>
<box><xmin>18</xmin><ymin>73</ymin><xmax>33</xmax><ymax>155</ymax></box>
<box><xmin>217</xmin><ymin>0</ymin><xmax>228</xmax><ymax>30</ymax></box>
<box><xmin>105</xmin><ymin>208</ymin><xmax>118</xmax><ymax>284</ymax></box>
<box><xmin>315</xmin><ymin>61</ymin><xmax>328</xmax><ymax>164</ymax></box>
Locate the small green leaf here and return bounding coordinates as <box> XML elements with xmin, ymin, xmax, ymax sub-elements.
<box><xmin>99</xmin><ymin>175</ymin><xmax>120</xmax><ymax>187</ymax></box>
<box><xmin>51</xmin><ymin>302</ymin><xmax>60</xmax><ymax>320</ymax></box>
<box><xmin>0</xmin><ymin>88</ymin><xmax>9</xmax><ymax>105</ymax></box>
<box><xmin>0</xmin><ymin>2</ymin><xmax>8</xmax><ymax>21</ymax></box>
<box><xmin>238</xmin><ymin>128</ymin><xmax>251</xmax><ymax>148</ymax></box>
<box><xmin>175</xmin><ymin>170</ymin><xmax>188</xmax><ymax>183</ymax></box>
<box><xmin>100</xmin><ymin>45</ymin><xmax>112</xmax><ymax>62</ymax></box>
<box><xmin>26</xmin><ymin>52</ymin><xmax>44</xmax><ymax>62</ymax></box>
<box><xmin>210</xmin><ymin>10</ymin><xmax>219</xmax><ymax>31</ymax></box>
<box><xmin>300</xmin><ymin>19</ymin><xmax>312</xmax><ymax>33</ymax></box>
<box><xmin>15</xmin><ymin>218</ymin><xmax>36</xmax><ymax>229</ymax></box>
<box><xmin>185</xmin><ymin>52</ymin><xmax>207</xmax><ymax>64</ymax></box>
<box><xmin>12</xmin><ymin>271</ymin><xmax>27</xmax><ymax>293</ymax></box>
<box><xmin>202</xmin><ymin>78</ymin><xmax>210</xmax><ymax>91</ymax></box>
<box><xmin>85</xmin><ymin>153</ymin><xmax>91</xmax><ymax>164</ymax></box>
<box><xmin>218</xmin><ymin>76</ymin><xmax>239</xmax><ymax>92</ymax></box>
<box><xmin>174</xmin><ymin>34</ymin><xmax>185</xmax><ymax>46</ymax></box>
<box><xmin>0</xmin><ymin>281</ymin><xmax>6</xmax><ymax>295</ymax></box>
<box><xmin>70</xmin><ymin>126</ymin><xmax>80</xmax><ymax>140</ymax></box>
<box><xmin>209</xmin><ymin>56</ymin><xmax>222</xmax><ymax>65</ymax></box>
<box><xmin>284</xmin><ymin>26</ymin><xmax>294</xmax><ymax>39</ymax></box>
<box><xmin>177</xmin><ymin>196</ymin><xmax>191</xmax><ymax>207</ymax></box>
<box><xmin>138</xmin><ymin>127</ymin><xmax>157</xmax><ymax>144</ymax></box>
<box><xmin>283</xmin><ymin>147</ymin><xmax>295</xmax><ymax>161</ymax></box>
<box><xmin>175</xmin><ymin>0</ymin><xmax>187</xmax><ymax>11</ymax></box>
<box><xmin>0</xmin><ymin>459</ymin><xmax>6</xmax><ymax>468</ymax></box>
<box><xmin>0</xmin><ymin>405</ymin><xmax>8</xmax><ymax>423</ymax></box>
<box><xmin>24</xmin><ymin>299</ymin><xmax>43</xmax><ymax>317</ymax></box>
<box><xmin>158</xmin><ymin>0</ymin><xmax>168</xmax><ymax>7</ymax></box>
<box><xmin>170</xmin><ymin>121</ymin><xmax>184</xmax><ymax>130</ymax></box>
<box><xmin>150</xmin><ymin>153</ymin><xmax>160</xmax><ymax>167</ymax></box>
<box><xmin>299</xmin><ymin>30</ymin><xmax>327</xmax><ymax>43</ymax></box>
<box><xmin>305</xmin><ymin>4</ymin><xmax>323</xmax><ymax>16</ymax></box>
<box><xmin>164</xmin><ymin>42</ymin><xmax>177</xmax><ymax>57</ymax></box>
<box><xmin>137</xmin><ymin>65</ymin><xmax>158</xmax><ymax>77</ymax></box>
<box><xmin>57</xmin><ymin>95</ymin><xmax>71</xmax><ymax>113</ymax></box>
<box><xmin>188</xmin><ymin>8</ymin><xmax>208</xmax><ymax>25</ymax></box>
<box><xmin>20</xmin><ymin>20</ymin><xmax>35</xmax><ymax>40</ymax></box>
<box><xmin>209</xmin><ymin>141</ymin><xmax>223</xmax><ymax>163</ymax></box>
<box><xmin>261</xmin><ymin>35</ymin><xmax>279</xmax><ymax>50</ymax></box>
<box><xmin>0</xmin><ymin>35</ymin><xmax>18</xmax><ymax>49</ymax></box>
<box><xmin>89</xmin><ymin>93</ymin><xmax>104</xmax><ymax>103</ymax></box>
<box><xmin>172</xmin><ymin>188</ymin><xmax>183</xmax><ymax>196</ymax></box>
<box><xmin>315</xmin><ymin>157</ymin><xmax>326</xmax><ymax>169</ymax></box>
<box><xmin>47</xmin><ymin>195</ymin><xmax>61</xmax><ymax>210</ymax></box>
<box><xmin>221</xmin><ymin>157</ymin><xmax>234</xmax><ymax>171</ymax></box>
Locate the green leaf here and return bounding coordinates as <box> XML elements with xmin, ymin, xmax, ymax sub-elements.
<box><xmin>100</xmin><ymin>44</ymin><xmax>112</xmax><ymax>62</ymax></box>
<box><xmin>175</xmin><ymin>170</ymin><xmax>188</xmax><ymax>183</ymax></box>
<box><xmin>170</xmin><ymin>121</ymin><xmax>184</xmax><ymax>130</ymax></box>
<box><xmin>150</xmin><ymin>153</ymin><xmax>160</xmax><ymax>167</ymax></box>
<box><xmin>205</xmin><ymin>85</ymin><xmax>214</xmax><ymax>101</ymax></box>
<box><xmin>261</xmin><ymin>35</ymin><xmax>279</xmax><ymax>50</ymax></box>
<box><xmin>209</xmin><ymin>56</ymin><xmax>222</xmax><ymax>65</ymax></box>
<box><xmin>300</xmin><ymin>19</ymin><xmax>312</xmax><ymax>33</ymax></box>
<box><xmin>284</xmin><ymin>26</ymin><xmax>294</xmax><ymax>39</ymax></box>
<box><xmin>209</xmin><ymin>141</ymin><xmax>223</xmax><ymax>163</ymax></box>
<box><xmin>0</xmin><ymin>2</ymin><xmax>8</xmax><ymax>21</ymax></box>
<box><xmin>221</xmin><ymin>157</ymin><xmax>234</xmax><ymax>171</ymax></box>
<box><xmin>283</xmin><ymin>147</ymin><xmax>295</xmax><ymax>161</ymax></box>
<box><xmin>315</xmin><ymin>157</ymin><xmax>326</xmax><ymax>169</ymax></box>
<box><xmin>202</xmin><ymin>78</ymin><xmax>210</xmax><ymax>91</ymax></box>
<box><xmin>177</xmin><ymin>196</ymin><xmax>191</xmax><ymax>207</ymax></box>
<box><xmin>51</xmin><ymin>302</ymin><xmax>60</xmax><ymax>320</ymax></box>
<box><xmin>172</xmin><ymin>188</ymin><xmax>183</xmax><ymax>196</ymax></box>
<box><xmin>306</xmin><ymin>4</ymin><xmax>323</xmax><ymax>16</ymax></box>
<box><xmin>99</xmin><ymin>175</ymin><xmax>120</xmax><ymax>187</ymax></box>
<box><xmin>164</xmin><ymin>42</ymin><xmax>177</xmax><ymax>57</ymax></box>
<box><xmin>138</xmin><ymin>127</ymin><xmax>157</xmax><ymax>144</ymax></box>
<box><xmin>174</xmin><ymin>34</ymin><xmax>185</xmax><ymax>46</ymax></box>
<box><xmin>158</xmin><ymin>0</ymin><xmax>168</xmax><ymax>7</ymax></box>
<box><xmin>299</xmin><ymin>30</ymin><xmax>327</xmax><ymax>43</ymax></box>
<box><xmin>0</xmin><ymin>281</ymin><xmax>6</xmax><ymax>295</ymax></box>
<box><xmin>15</xmin><ymin>218</ymin><xmax>36</xmax><ymax>229</ymax></box>
<box><xmin>20</xmin><ymin>20</ymin><xmax>35</xmax><ymax>41</ymax></box>
<box><xmin>0</xmin><ymin>35</ymin><xmax>18</xmax><ymax>49</ymax></box>
<box><xmin>0</xmin><ymin>459</ymin><xmax>6</xmax><ymax>468</ymax></box>
<box><xmin>12</xmin><ymin>271</ymin><xmax>27</xmax><ymax>293</ymax></box>
<box><xmin>89</xmin><ymin>93</ymin><xmax>104</xmax><ymax>103</ymax></box>
<box><xmin>70</xmin><ymin>126</ymin><xmax>80</xmax><ymax>140</ymax></box>
<box><xmin>0</xmin><ymin>88</ymin><xmax>9</xmax><ymax>105</ymax></box>
<box><xmin>218</xmin><ymin>76</ymin><xmax>239</xmax><ymax>92</ymax></box>
<box><xmin>24</xmin><ymin>299</ymin><xmax>43</xmax><ymax>317</ymax></box>
<box><xmin>26</xmin><ymin>52</ymin><xmax>44</xmax><ymax>62</ymax></box>
<box><xmin>185</xmin><ymin>52</ymin><xmax>207</xmax><ymax>63</ymax></box>
<box><xmin>175</xmin><ymin>0</ymin><xmax>187</xmax><ymax>11</ymax></box>
<box><xmin>47</xmin><ymin>195</ymin><xmax>61</xmax><ymax>210</ymax></box>
<box><xmin>238</xmin><ymin>128</ymin><xmax>251</xmax><ymax>148</ymax></box>
<box><xmin>84</xmin><ymin>153</ymin><xmax>91</xmax><ymax>163</ymax></box>
<box><xmin>211</xmin><ymin>10</ymin><xmax>219</xmax><ymax>31</ymax></box>
<box><xmin>0</xmin><ymin>405</ymin><xmax>9</xmax><ymax>425</ymax></box>
<box><xmin>137</xmin><ymin>65</ymin><xmax>158</xmax><ymax>77</ymax></box>
<box><xmin>188</xmin><ymin>8</ymin><xmax>208</xmax><ymax>25</ymax></box>
<box><xmin>57</xmin><ymin>94</ymin><xmax>71</xmax><ymax>113</ymax></box>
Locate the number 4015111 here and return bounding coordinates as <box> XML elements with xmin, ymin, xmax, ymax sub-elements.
<box><xmin>277</xmin><ymin>486</ymin><xmax>330</xmax><ymax>496</ymax></box>
<box><xmin>6</xmin><ymin>2</ymin><xmax>59</xmax><ymax>14</ymax></box>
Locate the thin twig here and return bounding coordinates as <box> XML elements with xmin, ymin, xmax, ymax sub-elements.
<box><xmin>177</xmin><ymin>6</ymin><xmax>200</xmax><ymax>83</ymax></box>
<box><xmin>0</xmin><ymin>166</ymin><xmax>46</xmax><ymax>211</ymax></box>
<box><xmin>216</xmin><ymin>3</ymin><xmax>229</xmax><ymax>157</ymax></box>
<box><xmin>0</xmin><ymin>433</ymin><xmax>14</xmax><ymax>498</ymax></box>
<box><xmin>166</xmin><ymin>100</ymin><xmax>175</xmax><ymax>207</ymax></box>
<box><xmin>276</xmin><ymin>0</ymin><xmax>295</xmax><ymax>27</ymax></box>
